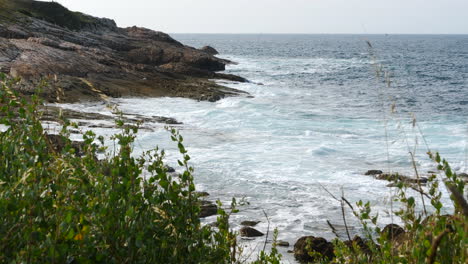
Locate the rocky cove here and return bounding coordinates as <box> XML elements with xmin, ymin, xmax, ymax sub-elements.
<box><xmin>1</xmin><ymin>1</ymin><xmax>467</xmax><ymax>263</ymax></box>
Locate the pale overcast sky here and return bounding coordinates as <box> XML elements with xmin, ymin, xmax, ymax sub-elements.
<box><xmin>45</xmin><ymin>0</ymin><xmax>467</xmax><ymax>34</ymax></box>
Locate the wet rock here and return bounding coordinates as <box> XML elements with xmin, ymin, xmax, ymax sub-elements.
<box><xmin>240</xmin><ymin>227</ymin><xmax>264</xmax><ymax>237</ymax></box>
<box><xmin>365</xmin><ymin>170</ymin><xmax>383</xmax><ymax>175</ymax></box>
<box><xmin>294</xmin><ymin>236</ymin><xmax>334</xmax><ymax>263</ymax></box>
<box><xmin>215</xmin><ymin>73</ymin><xmax>249</xmax><ymax>83</ymax></box>
<box><xmin>376</xmin><ymin>173</ymin><xmax>428</xmax><ymax>184</ymax></box>
<box><xmin>45</xmin><ymin>134</ymin><xmax>85</xmax><ymax>156</ymax></box>
<box><xmin>199</xmin><ymin>46</ymin><xmax>219</xmax><ymax>55</ymax></box>
<box><xmin>241</xmin><ymin>220</ymin><xmax>261</xmax><ymax>227</ymax></box>
<box><xmin>458</xmin><ymin>173</ymin><xmax>468</xmax><ymax>183</ymax></box>
<box><xmin>195</xmin><ymin>191</ymin><xmax>210</xmax><ymax>197</ymax></box>
<box><xmin>207</xmin><ymin>221</ymin><xmax>219</xmax><ymax>227</ymax></box>
<box><xmin>381</xmin><ymin>224</ymin><xmax>405</xmax><ymax>241</ymax></box>
<box><xmin>40</xmin><ymin>106</ymin><xmax>182</xmax><ymax>126</ymax></box>
<box><xmin>276</xmin><ymin>240</ymin><xmax>290</xmax><ymax>247</ymax></box>
<box><xmin>164</xmin><ymin>165</ymin><xmax>175</xmax><ymax>173</ymax></box>
<box><xmin>344</xmin><ymin>236</ymin><xmax>372</xmax><ymax>255</ymax></box>
<box><xmin>199</xmin><ymin>201</ymin><xmax>218</xmax><ymax>218</ymax></box>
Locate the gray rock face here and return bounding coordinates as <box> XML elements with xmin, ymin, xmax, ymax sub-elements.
<box><xmin>0</xmin><ymin>0</ymin><xmax>247</xmax><ymax>103</ymax></box>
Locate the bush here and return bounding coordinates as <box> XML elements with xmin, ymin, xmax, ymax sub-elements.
<box><xmin>0</xmin><ymin>74</ymin><xmax>281</xmax><ymax>263</ymax></box>
<box><xmin>330</xmin><ymin>159</ymin><xmax>467</xmax><ymax>264</ymax></box>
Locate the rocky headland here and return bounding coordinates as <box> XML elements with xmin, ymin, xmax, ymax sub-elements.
<box><xmin>0</xmin><ymin>0</ymin><xmax>248</xmax><ymax>104</ymax></box>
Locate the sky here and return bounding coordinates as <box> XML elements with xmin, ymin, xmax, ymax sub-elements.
<box><xmin>43</xmin><ymin>0</ymin><xmax>468</xmax><ymax>34</ymax></box>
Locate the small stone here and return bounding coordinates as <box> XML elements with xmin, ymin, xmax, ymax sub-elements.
<box><xmin>365</xmin><ymin>170</ymin><xmax>383</xmax><ymax>175</ymax></box>
<box><xmin>195</xmin><ymin>191</ymin><xmax>210</xmax><ymax>197</ymax></box>
<box><xmin>207</xmin><ymin>222</ymin><xmax>219</xmax><ymax>227</ymax></box>
<box><xmin>343</xmin><ymin>236</ymin><xmax>372</xmax><ymax>255</ymax></box>
<box><xmin>164</xmin><ymin>165</ymin><xmax>175</xmax><ymax>173</ymax></box>
<box><xmin>199</xmin><ymin>201</ymin><xmax>217</xmax><ymax>218</ymax></box>
<box><xmin>240</xmin><ymin>227</ymin><xmax>264</xmax><ymax>237</ymax></box>
<box><xmin>276</xmin><ymin>240</ymin><xmax>289</xmax><ymax>247</ymax></box>
<box><xmin>241</xmin><ymin>220</ymin><xmax>261</xmax><ymax>227</ymax></box>
<box><xmin>382</xmin><ymin>224</ymin><xmax>405</xmax><ymax>240</ymax></box>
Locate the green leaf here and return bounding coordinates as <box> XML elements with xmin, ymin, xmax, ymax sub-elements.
<box><xmin>65</xmin><ymin>211</ymin><xmax>73</xmax><ymax>223</ymax></box>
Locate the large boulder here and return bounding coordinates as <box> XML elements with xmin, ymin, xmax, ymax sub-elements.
<box><xmin>294</xmin><ymin>236</ymin><xmax>335</xmax><ymax>263</ymax></box>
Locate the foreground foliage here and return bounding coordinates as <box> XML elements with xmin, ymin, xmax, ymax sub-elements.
<box><xmin>330</xmin><ymin>162</ymin><xmax>467</xmax><ymax>264</ymax></box>
<box><xmin>0</xmin><ymin>75</ymin><xmax>282</xmax><ymax>263</ymax></box>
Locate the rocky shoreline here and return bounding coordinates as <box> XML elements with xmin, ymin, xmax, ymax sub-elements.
<box><xmin>0</xmin><ymin>0</ymin><xmax>248</xmax><ymax>106</ymax></box>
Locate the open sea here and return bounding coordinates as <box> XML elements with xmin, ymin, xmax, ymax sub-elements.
<box><xmin>60</xmin><ymin>34</ymin><xmax>468</xmax><ymax>261</ymax></box>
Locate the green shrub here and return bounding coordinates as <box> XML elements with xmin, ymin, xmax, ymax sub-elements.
<box><xmin>0</xmin><ymin>74</ymin><xmax>281</xmax><ymax>263</ymax></box>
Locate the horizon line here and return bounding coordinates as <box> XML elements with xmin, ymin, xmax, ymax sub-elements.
<box><xmin>167</xmin><ymin>32</ymin><xmax>468</xmax><ymax>35</ymax></box>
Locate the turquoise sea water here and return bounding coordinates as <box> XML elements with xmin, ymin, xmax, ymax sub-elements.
<box><xmin>61</xmin><ymin>34</ymin><xmax>468</xmax><ymax>260</ymax></box>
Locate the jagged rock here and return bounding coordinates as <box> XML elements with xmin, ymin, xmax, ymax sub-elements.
<box><xmin>0</xmin><ymin>0</ymin><xmax>247</xmax><ymax>103</ymax></box>
<box><xmin>199</xmin><ymin>46</ymin><xmax>219</xmax><ymax>55</ymax></box>
<box><xmin>293</xmin><ymin>236</ymin><xmax>334</xmax><ymax>263</ymax></box>
<box><xmin>240</xmin><ymin>220</ymin><xmax>261</xmax><ymax>227</ymax></box>
<box><xmin>240</xmin><ymin>227</ymin><xmax>264</xmax><ymax>237</ymax></box>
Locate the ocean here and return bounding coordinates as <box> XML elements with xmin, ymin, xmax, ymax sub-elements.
<box><xmin>60</xmin><ymin>34</ymin><xmax>468</xmax><ymax>261</ymax></box>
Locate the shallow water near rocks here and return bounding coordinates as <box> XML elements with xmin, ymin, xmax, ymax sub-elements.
<box><xmin>61</xmin><ymin>34</ymin><xmax>468</xmax><ymax>262</ymax></box>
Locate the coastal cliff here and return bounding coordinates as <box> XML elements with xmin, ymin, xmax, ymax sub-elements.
<box><xmin>0</xmin><ymin>0</ymin><xmax>247</xmax><ymax>103</ymax></box>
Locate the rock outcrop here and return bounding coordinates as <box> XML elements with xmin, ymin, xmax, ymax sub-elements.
<box><xmin>199</xmin><ymin>46</ymin><xmax>219</xmax><ymax>55</ymax></box>
<box><xmin>0</xmin><ymin>0</ymin><xmax>247</xmax><ymax>103</ymax></box>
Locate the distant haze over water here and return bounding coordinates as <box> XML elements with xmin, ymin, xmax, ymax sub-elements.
<box><xmin>44</xmin><ymin>0</ymin><xmax>468</xmax><ymax>34</ymax></box>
